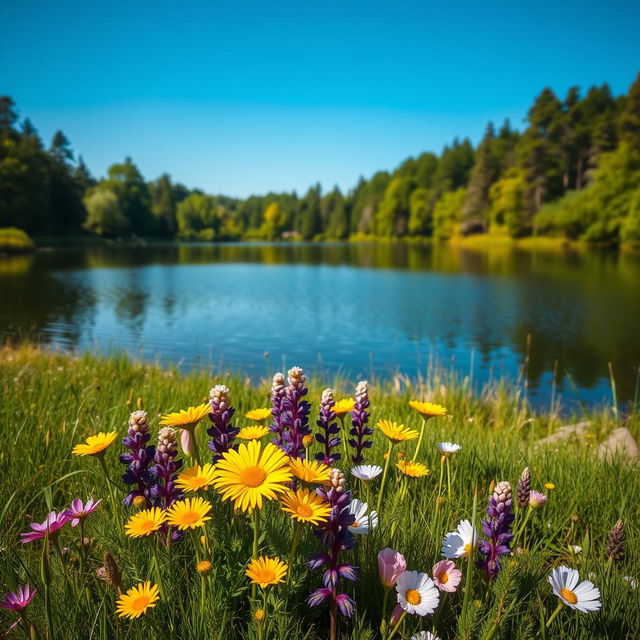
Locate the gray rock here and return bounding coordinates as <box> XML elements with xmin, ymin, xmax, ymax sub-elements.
<box><xmin>598</xmin><ymin>427</ymin><xmax>639</xmax><ymax>460</ymax></box>
<box><xmin>535</xmin><ymin>421</ymin><xmax>591</xmax><ymax>447</ymax></box>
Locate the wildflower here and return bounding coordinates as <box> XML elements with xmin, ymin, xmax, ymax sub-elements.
<box><xmin>0</xmin><ymin>585</ymin><xmax>36</xmax><ymax>611</ymax></box>
<box><xmin>176</xmin><ymin>464</ymin><xmax>216</xmax><ymax>492</ymax></box>
<box><xmin>529</xmin><ymin>490</ymin><xmax>547</xmax><ymax>508</ymax></box>
<box><xmin>20</xmin><ymin>511</ymin><xmax>70</xmax><ymax>543</ymax></box>
<box><xmin>396</xmin><ymin>570</ymin><xmax>440</xmax><ymax>616</ymax></box>
<box><xmin>166</xmin><ymin>497</ymin><xmax>212</xmax><ymax>530</ymax></box>
<box><xmin>124</xmin><ymin>507</ymin><xmax>167</xmax><ymax>538</ymax></box>
<box><xmin>623</xmin><ymin>576</ymin><xmax>637</xmax><ymax>589</ymax></box>
<box><xmin>605</xmin><ymin>519</ymin><xmax>625</xmax><ymax>562</ymax></box>
<box><xmin>196</xmin><ymin>560</ymin><xmax>213</xmax><ymax>575</ymax></box>
<box><xmin>269</xmin><ymin>372</ymin><xmax>287</xmax><ymax>446</ymax></box>
<box><xmin>571</xmin><ymin>545</ymin><xmax>582</xmax><ymax>554</ymax></box>
<box><xmin>237</xmin><ymin>425</ymin><xmax>270</xmax><ymax>441</ymax></box>
<box><xmin>389</xmin><ymin>603</ymin><xmax>403</xmax><ymax>626</ymax></box>
<box><xmin>133</xmin><ymin>495</ymin><xmax>146</xmax><ymax>508</ymax></box>
<box><xmin>254</xmin><ymin>608</ymin><xmax>265</xmax><ymax>621</ymax></box>
<box><xmin>245</xmin><ymin>408</ymin><xmax>273</xmax><ymax>422</ymax></box>
<box><xmin>409</xmin><ymin>401</ymin><xmax>447</xmax><ymax>418</ymax></box>
<box><xmin>273</xmin><ymin>367</ymin><xmax>312</xmax><ymax>459</ymax></box>
<box><xmin>378</xmin><ymin>420</ymin><xmax>419</xmax><ymax>443</ymax></box>
<box><xmin>281</xmin><ymin>488</ymin><xmax>331</xmax><ymax>525</ymax></box>
<box><xmin>333</xmin><ymin>398</ymin><xmax>355</xmax><ymax>416</ymax></box>
<box><xmin>349</xmin><ymin>381</ymin><xmax>372</xmax><ymax>464</ymax></box>
<box><xmin>350</xmin><ymin>464</ymin><xmax>383</xmax><ymax>482</ymax></box>
<box><xmin>437</xmin><ymin>442</ymin><xmax>461</xmax><ymax>457</ymax></box>
<box><xmin>478</xmin><ymin>481</ymin><xmax>515</xmax><ymax>578</ymax></box>
<box><xmin>315</xmin><ymin>388</ymin><xmax>341</xmax><ymax>465</ymax></box>
<box><xmin>347</xmin><ymin>499</ymin><xmax>378</xmax><ymax>534</ymax></box>
<box><xmin>544</xmin><ymin>482</ymin><xmax>555</xmax><ymax>490</ymax></box>
<box><xmin>432</xmin><ymin>559</ymin><xmax>462</xmax><ymax>593</ymax></box>
<box><xmin>160</xmin><ymin>403</ymin><xmax>210</xmax><ymax>430</ymax></box>
<box><xmin>396</xmin><ymin>460</ymin><xmax>430</xmax><ymax>477</ymax></box>
<box><xmin>516</xmin><ymin>467</ymin><xmax>531</xmax><ymax>509</ymax></box>
<box><xmin>289</xmin><ymin>458</ymin><xmax>330</xmax><ymax>484</ymax></box>
<box><xmin>378</xmin><ymin>548</ymin><xmax>407</xmax><ymax>589</ymax></box>
<box><xmin>412</xmin><ymin>633</ymin><xmax>441</xmax><ymax>640</ymax></box>
<box><xmin>548</xmin><ymin>566</ymin><xmax>601</xmax><ymax>613</ymax></box>
<box><xmin>120</xmin><ymin>410</ymin><xmax>156</xmax><ymax>507</ymax></box>
<box><xmin>246</xmin><ymin>556</ymin><xmax>288</xmax><ymax>587</ymax></box>
<box><xmin>64</xmin><ymin>498</ymin><xmax>101</xmax><ymax>526</ymax></box>
<box><xmin>72</xmin><ymin>431</ymin><xmax>118</xmax><ymax>457</ymax></box>
<box><xmin>116</xmin><ymin>582</ymin><xmax>160</xmax><ymax>619</ymax></box>
<box><xmin>302</xmin><ymin>434</ymin><xmax>314</xmax><ymax>447</ymax></box>
<box><xmin>149</xmin><ymin>427</ymin><xmax>182</xmax><ymax>508</ymax></box>
<box><xmin>212</xmin><ymin>440</ymin><xmax>292</xmax><ymax>512</ymax></box>
<box><xmin>207</xmin><ymin>384</ymin><xmax>239</xmax><ymax>462</ymax></box>
<box><xmin>441</xmin><ymin>520</ymin><xmax>477</xmax><ymax>558</ymax></box>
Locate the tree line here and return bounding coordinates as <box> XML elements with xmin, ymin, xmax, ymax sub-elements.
<box><xmin>1</xmin><ymin>73</ymin><xmax>639</xmax><ymax>245</ymax></box>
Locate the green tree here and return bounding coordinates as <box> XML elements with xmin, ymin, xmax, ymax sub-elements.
<box><xmin>323</xmin><ymin>187</ymin><xmax>348</xmax><ymax>239</ymax></box>
<box><xmin>262</xmin><ymin>202</ymin><xmax>286</xmax><ymax>240</ymax></box>
<box><xmin>83</xmin><ymin>188</ymin><xmax>128</xmax><ymax>236</ymax></box>
<box><xmin>298</xmin><ymin>185</ymin><xmax>322</xmax><ymax>240</ymax></box>
<box><xmin>432</xmin><ymin>188</ymin><xmax>467</xmax><ymax>240</ymax></box>
<box><xmin>619</xmin><ymin>73</ymin><xmax>640</xmax><ymax>148</ymax></box>
<box><xmin>176</xmin><ymin>192</ymin><xmax>219</xmax><ymax>239</ymax></box>
<box><xmin>488</xmin><ymin>168</ymin><xmax>527</xmax><ymax>236</ymax></box>
<box><xmin>408</xmin><ymin>187</ymin><xmax>432</xmax><ymax>235</ymax></box>
<box><xmin>375</xmin><ymin>176</ymin><xmax>413</xmax><ymax>236</ymax></box>
<box><xmin>149</xmin><ymin>174</ymin><xmax>177</xmax><ymax>237</ymax></box>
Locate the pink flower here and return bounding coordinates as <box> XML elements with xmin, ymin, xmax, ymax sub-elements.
<box><xmin>432</xmin><ymin>559</ymin><xmax>462</xmax><ymax>593</ymax></box>
<box><xmin>389</xmin><ymin>603</ymin><xmax>404</xmax><ymax>626</ymax></box>
<box><xmin>20</xmin><ymin>511</ymin><xmax>70</xmax><ymax>543</ymax></box>
<box><xmin>378</xmin><ymin>548</ymin><xmax>407</xmax><ymax>589</ymax></box>
<box><xmin>64</xmin><ymin>498</ymin><xmax>101</xmax><ymax>526</ymax></box>
<box><xmin>180</xmin><ymin>429</ymin><xmax>195</xmax><ymax>457</ymax></box>
<box><xmin>0</xmin><ymin>584</ymin><xmax>37</xmax><ymax>611</ymax></box>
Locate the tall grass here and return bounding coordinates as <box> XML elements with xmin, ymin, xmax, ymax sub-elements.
<box><xmin>0</xmin><ymin>344</ymin><xmax>638</xmax><ymax>639</ymax></box>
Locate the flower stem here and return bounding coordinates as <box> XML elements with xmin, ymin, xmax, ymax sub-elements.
<box><xmin>446</xmin><ymin>456</ymin><xmax>452</xmax><ymax>500</ymax></box>
<box><xmin>386</xmin><ymin>610</ymin><xmax>407</xmax><ymax>640</ymax></box>
<box><xmin>379</xmin><ymin>587</ymin><xmax>391</xmax><ymax>635</ymax></box>
<box><xmin>97</xmin><ymin>456</ymin><xmax>120</xmax><ymax>528</ymax></box>
<box><xmin>150</xmin><ymin>536</ymin><xmax>164</xmax><ymax>598</ymax></box>
<box><xmin>546</xmin><ymin>601</ymin><xmax>564</xmax><ymax>628</ymax></box>
<box><xmin>287</xmin><ymin>522</ymin><xmax>302</xmax><ymax>585</ymax></box>
<box><xmin>412</xmin><ymin>417</ymin><xmax>428</xmax><ymax>461</ymax></box>
<box><xmin>251</xmin><ymin>508</ymin><xmax>261</xmax><ymax>602</ymax></box>
<box><xmin>461</xmin><ymin>485</ymin><xmax>478</xmax><ymax>621</ymax></box>
<box><xmin>437</xmin><ymin>455</ymin><xmax>445</xmax><ymax>499</ymax></box>
<box><xmin>376</xmin><ymin>441</ymin><xmax>394</xmax><ymax>517</ymax></box>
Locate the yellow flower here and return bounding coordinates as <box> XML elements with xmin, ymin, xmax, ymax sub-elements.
<box><xmin>132</xmin><ymin>495</ymin><xmax>146</xmax><ymax>509</ymax></box>
<box><xmin>333</xmin><ymin>398</ymin><xmax>355</xmax><ymax>416</ymax></box>
<box><xmin>245</xmin><ymin>408</ymin><xmax>273</xmax><ymax>422</ymax></box>
<box><xmin>246</xmin><ymin>556</ymin><xmax>287</xmax><ymax>588</ymax></box>
<box><xmin>302</xmin><ymin>434</ymin><xmax>314</xmax><ymax>447</ymax></box>
<box><xmin>237</xmin><ymin>426</ymin><xmax>270</xmax><ymax>441</ymax></box>
<box><xmin>408</xmin><ymin>400</ymin><xmax>448</xmax><ymax>417</ymax></box>
<box><xmin>176</xmin><ymin>464</ymin><xmax>216</xmax><ymax>492</ymax></box>
<box><xmin>124</xmin><ymin>507</ymin><xmax>167</xmax><ymax>538</ymax></box>
<box><xmin>116</xmin><ymin>582</ymin><xmax>159</xmax><ymax>619</ymax></box>
<box><xmin>166</xmin><ymin>497</ymin><xmax>212</xmax><ymax>530</ymax></box>
<box><xmin>212</xmin><ymin>440</ymin><xmax>292</xmax><ymax>512</ymax></box>
<box><xmin>280</xmin><ymin>488</ymin><xmax>331</xmax><ymax>525</ymax></box>
<box><xmin>254</xmin><ymin>608</ymin><xmax>265</xmax><ymax>622</ymax></box>
<box><xmin>159</xmin><ymin>403</ymin><xmax>210</xmax><ymax>429</ymax></box>
<box><xmin>72</xmin><ymin>431</ymin><xmax>118</xmax><ymax>456</ymax></box>
<box><xmin>377</xmin><ymin>420</ymin><xmax>419</xmax><ymax>443</ymax></box>
<box><xmin>396</xmin><ymin>460</ymin><xmax>430</xmax><ymax>478</ymax></box>
<box><xmin>289</xmin><ymin>458</ymin><xmax>330</xmax><ymax>484</ymax></box>
<box><xmin>196</xmin><ymin>560</ymin><xmax>213</xmax><ymax>575</ymax></box>
<box><xmin>544</xmin><ymin>482</ymin><xmax>555</xmax><ymax>490</ymax></box>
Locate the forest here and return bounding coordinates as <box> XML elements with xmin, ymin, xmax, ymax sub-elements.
<box><xmin>1</xmin><ymin>73</ymin><xmax>639</xmax><ymax>245</ymax></box>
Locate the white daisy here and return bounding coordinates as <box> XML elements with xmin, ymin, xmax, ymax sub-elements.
<box><xmin>436</xmin><ymin>442</ymin><xmax>461</xmax><ymax>457</ymax></box>
<box><xmin>441</xmin><ymin>519</ymin><xmax>477</xmax><ymax>558</ymax></box>
<box><xmin>396</xmin><ymin>570</ymin><xmax>440</xmax><ymax>616</ymax></box>
<box><xmin>411</xmin><ymin>633</ymin><xmax>441</xmax><ymax>640</ymax></box>
<box><xmin>347</xmin><ymin>499</ymin><xmax>378</xmax><ymax>534</ymax></box>
<box><xmin>623</xmin><ymin>576</ymin><xmax>637</xmax><ymax>589</ymax></box>
<box><xmin>350</xmin><ymin>465</ymin><xmax>383</xmax><ymax>482</ymax></box>
<box><xmin>548</xmin><ymin>566</ymin><xmax>601</xmax><ymax>613</ymax></box>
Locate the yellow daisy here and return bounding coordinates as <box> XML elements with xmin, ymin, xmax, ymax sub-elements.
<box><xmin>166</xmin><ymin>496</ymin><xmax>212</xmax><ymax>530</ymax></box>
<box><xmin>280</xmin><ymin>488</ymin><xmax>331</xmax><ymax>525</ymax></box>
<box><xmin>378</xmin><ymin>420</ymin><xmax>419</xmax><ymax>443</ymax></box>
<box><xmin>333</xmin><ymin>398</ymin><xmax>355</xmax><ymax>416</ymax></box>
<box><xmin>116</xmin><ymin>582</ymin><xmax>160</xmax><ymax>619</ymax></box>
<box><xmin>159</xmin><ymin>403</ymin><xmax>210</xmax><ymax>429</ymax></box>
<box><xmin>212</xmin><ymin>440</ymin><xmax>292</xmax><ymax>512</ymax></box>
<box><xmin>124</xmin><ymin>507</ymin><xmax>167</xmax><ymax>538</ymax></box>
<box><xmin>176</xmin><ymin>464</ymin><xmax>216</xmax><ymax>492</ymax></box>
<box><xmin>408</xmin><ymin>401</ymin><xmax>447</xmax><ymax>418</ymax></box>
<box><xmin>246</xmin><ymin>556</ymin><xmax>288</xmax><ymax>588</ymax></box>
<box><xmin>72</xmin><ymin>431</ymin><xmax>118</xmax><ymax>456</ymax></box>
<box><xmin>289</xmin><ymin>458</ymin><xmax>330</xmax><ymax>484</ymax></box>
<box><xmin>245</xmin><ymin>408</ymin><xmax>273</xmax><ymax>422</ymax></box>
<box><xmin>396</xmin><ymin>460</ymin><xmax>430</xmax><ymax>478</ymax></box>
<box><xmin>237</xmin><ymin>425</ymin><xmax>270</xmax><ymax>441</ymax></box>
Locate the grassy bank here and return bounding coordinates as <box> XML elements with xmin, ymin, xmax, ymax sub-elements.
<box><xmin>0</xmin><ymin>345</ymin><xmax>638</xmax><ymax>639</ymax></box>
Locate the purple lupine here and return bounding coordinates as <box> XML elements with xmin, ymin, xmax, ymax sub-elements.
<box><xmin>274</xmin><ymin>367</ymin><xmax>312</xmax><ymax>459</ymax></box>
<box><xmin>308</xmin><ymin>469</ymin><xmax>358</xmax><ymax>637</ymax></box>
<box><xmin>315</xmin><ymin>388</ymin><xmax>341</xmax><ymax>465</ymax></box>
<box><xmin>149</xmin><ymin>427</ymin><xmax>182</xmax><ymax>508</ymax></box>
<box><xmin>348</xmin><ymin>381</ymin><xmax>372</xmax><ymax>464</ymax></box>
<box><xmin>120</xmin><ymin>410</ymin><xmax>156</xmax><ymax>507</ymax></box>
<box><xmin>207</xmin><ymin>385</ymin><xmax>239</xmax><ymax>463</ymax></box>
<box><xmin>269</xmin><ymin>372</ymin><xmax>287</xmax><ymax>448</ymax></box>
<box><xmin>478</xmin><ymin>481</ymin><xmax>515</xmax><ymax>579</ymax></box>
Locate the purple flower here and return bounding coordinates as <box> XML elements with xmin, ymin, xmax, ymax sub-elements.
<box><xmin>348</xmin><ymin>381</ymin><xmax>372</xmax><ymax>464</ymax></box>
<box><xmin>315</xmin><ymin>388</ymin><xmax>341</xmax><ymax>465</ymax></box>
<box><xmin>207</xmin><ymin>385</ymin><xmax>239</xmax><ymax>462</ymax></box>
<box><xmin>271</xmin><ymin>367</ymin><xmax>311</xmax><ymax>458</ymax></box>
<box><xmin>120</xmin><ymin>410</ymin><xmax>157</xmax><ymax>508</ymax></box>
<box><xmin>478</xmin><ymin>481</ymin><xmax>514</xmax><ymax>578</ymax></box>
<box><xmin>336</xmin><ymin>593</ymin><xmax>356</xmax><ymax>617</ymax></box>
<box><xmin>0</xmin><ymin>585</ymin><xmax>36</xmax><ymax>611</ymax></box>
<box><xmin>20</xmin><ymin>511</ymin><xmax>70</xmax><ymax>543</ymax></box>
<box><xmin>63</xmin><ymin>498</ymin><xmax>101</xmax><ymax>526</ymax></box>
<box><xmin>149</xmin><ymin>426</ymin><xmax>183</xmax><ymax>508</ymax></box>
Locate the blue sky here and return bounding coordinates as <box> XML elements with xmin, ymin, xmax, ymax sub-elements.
<box><xmin>1</xmin><ymin>0</ymin><xmax>639</xmax><ymax>197</ymax></box>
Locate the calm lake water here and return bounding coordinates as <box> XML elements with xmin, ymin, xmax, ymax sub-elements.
<box><xmin>1</xmin><ymin>242</ymin><xmax>639</xmax><ymax>410</ymax></box>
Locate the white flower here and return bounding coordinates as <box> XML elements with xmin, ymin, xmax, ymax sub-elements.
<box><xmin>548</xmin><ymin>566</ymin><xmax>601</xmax><ymax>613</ymax></box>
<box><xmin>441</xmin><ymin>519</ymin><xmax>477</xmax><ymax>558</ymax></box>
<box><xmin>347</xmin><ymin>499</ymin><xmax>378</xmax><ymax>535</ymax></box>
<box><xmin>411</xmin><ymin>633</ymin><xmax>441</xmax><ymax>640</ymax></box>
<box><xmin>437</xmin><ymin>442</ymin><xmax>461</xmax><ymax>455</ymax></box>
<box><xmin>396</xmin><ymin>570</ymin><xmax>440</xmax><ymax>616</ymax></box>
<box><xmin>623</xmin><ymin>576</ymin><xmax>637</xmax><ymax>589</ymax></box>
<box><xmin>570</xmin><ymin>545</ymin><xmax>582</xmax><ymax>554</ymax></box>
<box><xmin>350</xmin><ymin>465</ymin><xmax>383</xmax><ymax>482</ymax></box>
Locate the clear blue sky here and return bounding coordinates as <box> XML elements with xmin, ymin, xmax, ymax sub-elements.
<box><xmin>1</xmin><ymin>0</ymin><xmax>639</xmax><ymax>198</ymax></box>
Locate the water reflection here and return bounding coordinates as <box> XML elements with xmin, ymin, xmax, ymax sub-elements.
<box><xmin>1</xmin><ymin>241</ymin><xmax>639</xmax><ymax>408</ymax></box>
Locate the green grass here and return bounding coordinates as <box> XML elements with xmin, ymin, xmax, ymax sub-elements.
<box><xmin>0</xmin><ymin>345</ymin><xmax>638</xmax><ymax>639</ymax></box>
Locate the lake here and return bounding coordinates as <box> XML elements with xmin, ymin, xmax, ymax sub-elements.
<box><xmin>1</xmin><ymin>241</ymin><xmax>639</xmax><ymax>410</ymax></box>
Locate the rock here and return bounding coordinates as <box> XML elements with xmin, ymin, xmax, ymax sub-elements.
<box><xmin>535</xmin><ymin>421</ymin><xmax>591</xmax><ymax>447</ymax></box>
<box><xmin>598</xmin><ymin>427</ymin><xmax>639</xmax><ymax>460</ymax></box>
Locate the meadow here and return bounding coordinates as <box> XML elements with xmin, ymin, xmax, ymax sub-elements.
<box><xmin>0</xmin><ymin>344</ymin><xmax>638</xmax><ymax>639</ymax></box>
